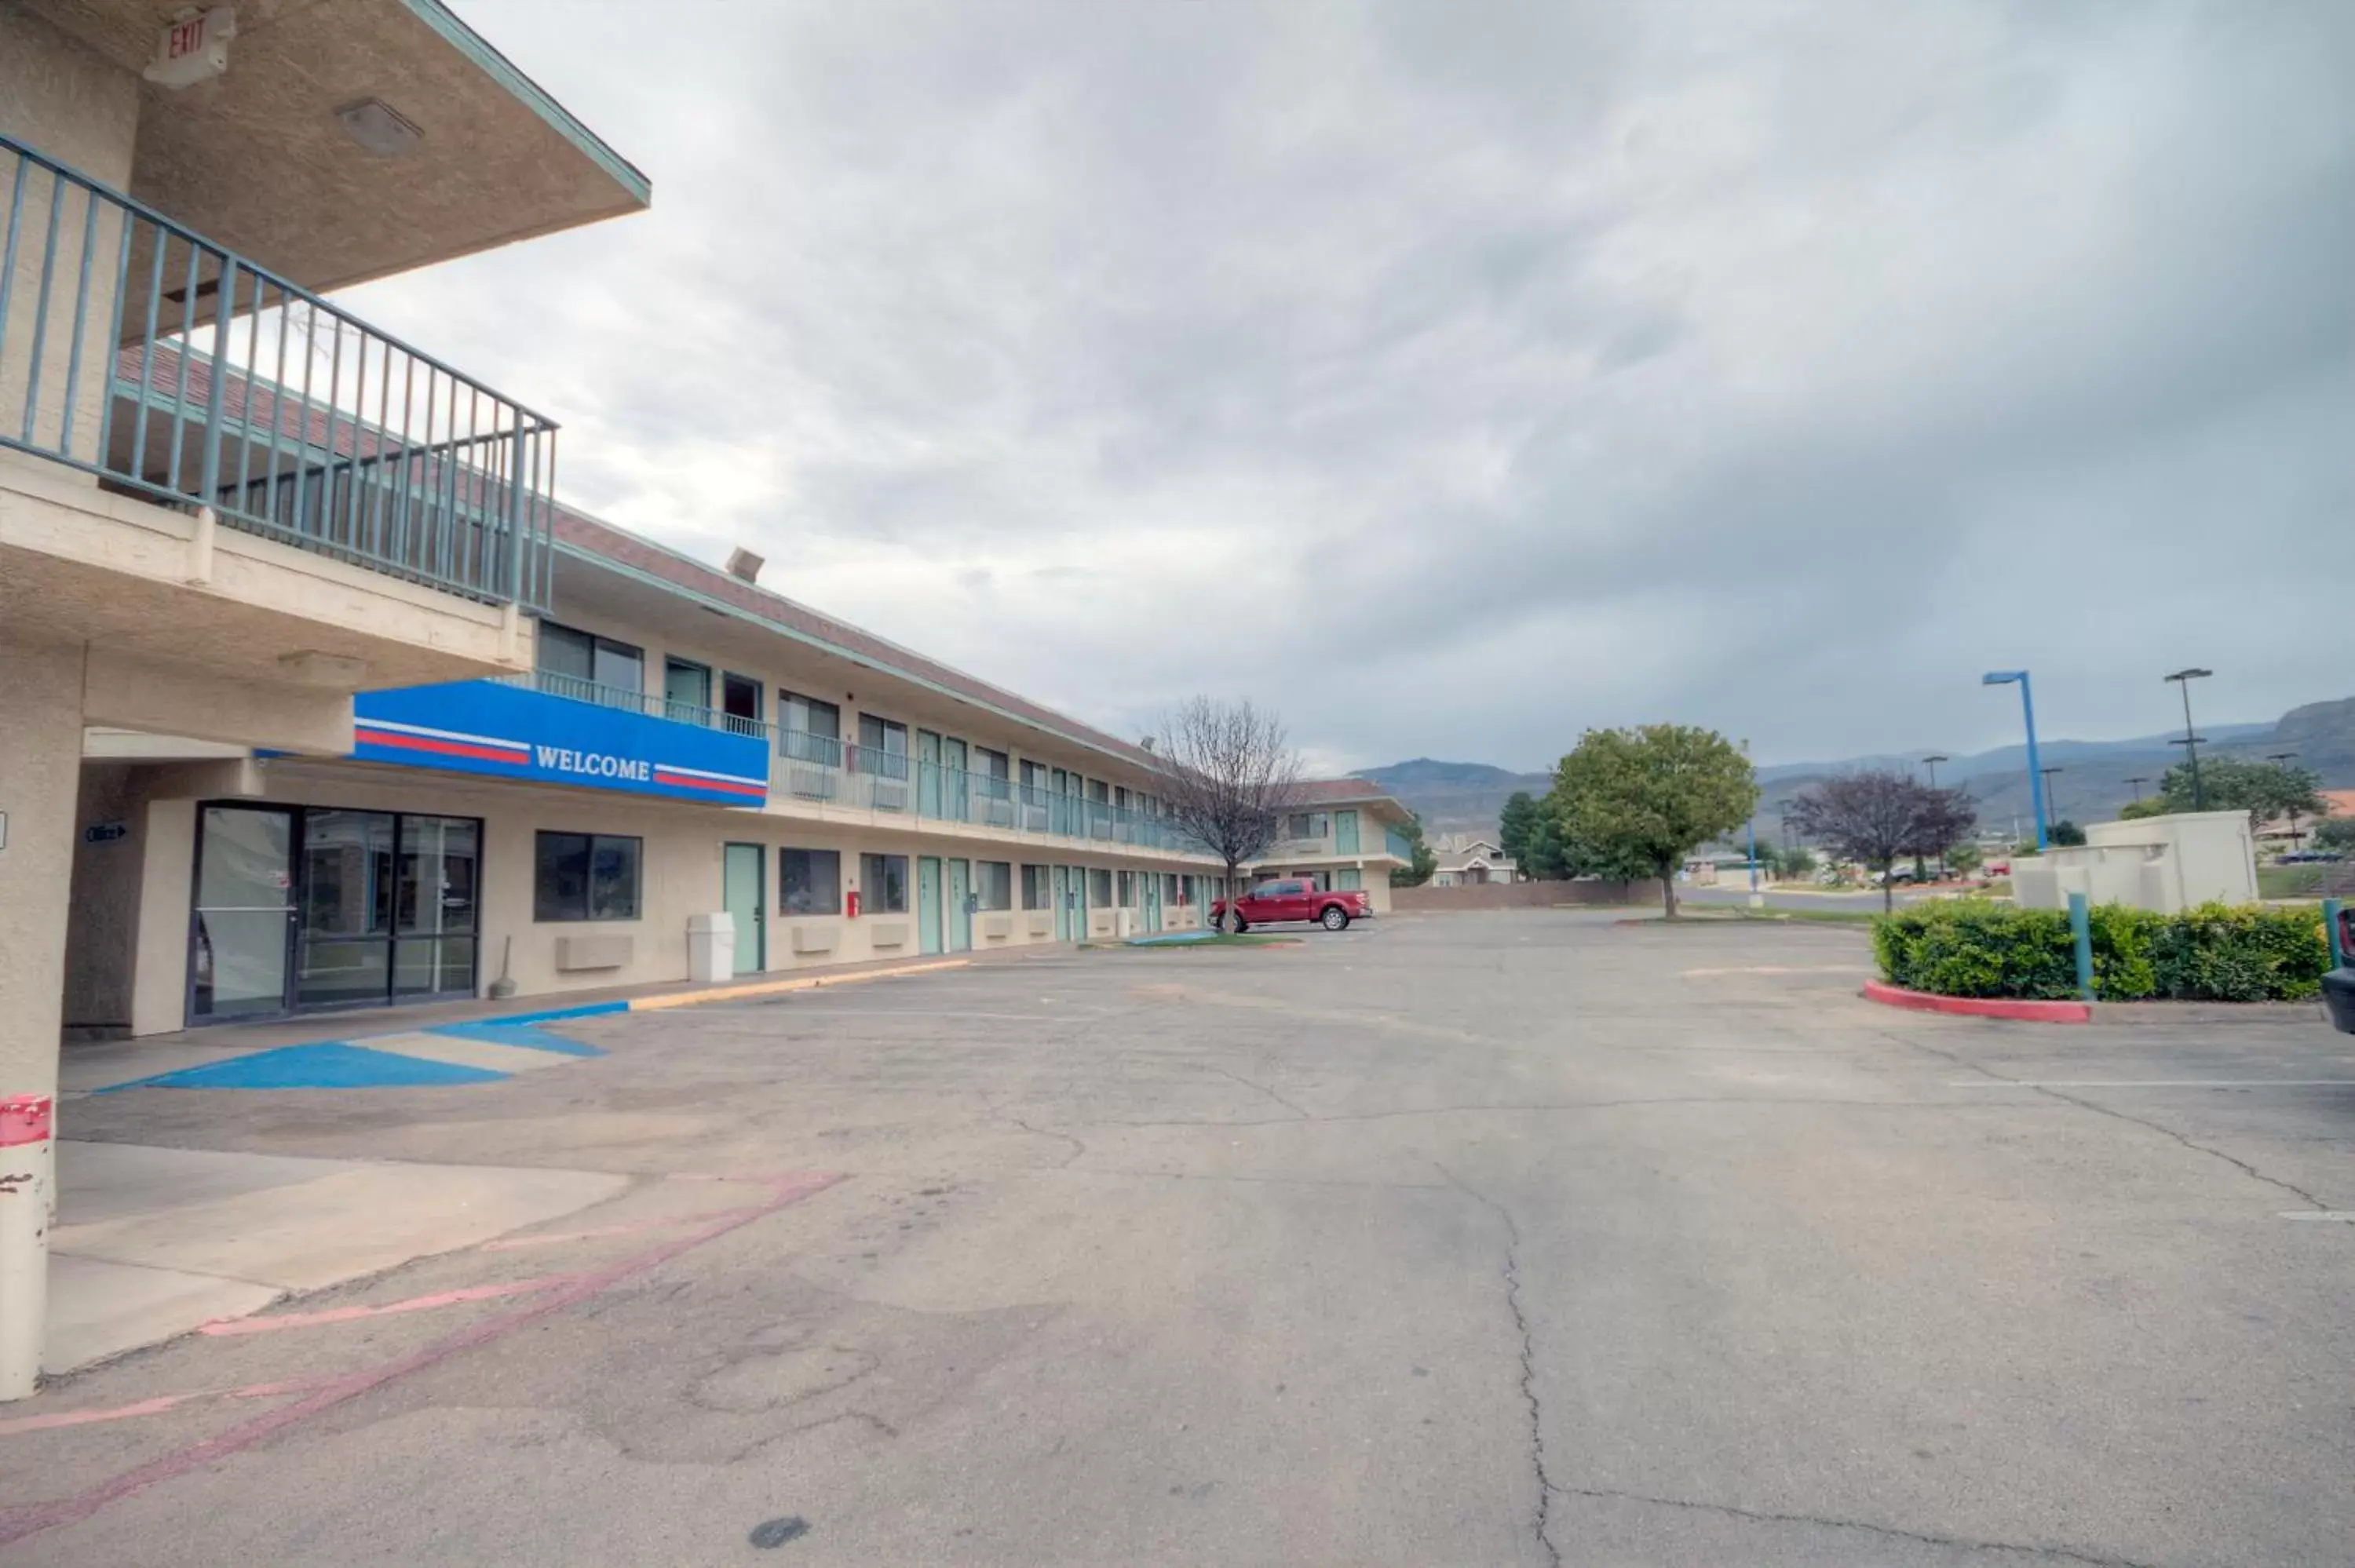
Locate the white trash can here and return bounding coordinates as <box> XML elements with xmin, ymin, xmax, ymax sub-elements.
<box><xmin>686</xmin><ymin>910</ymin><xmax>736</xmax><ymax>983</ymax></box>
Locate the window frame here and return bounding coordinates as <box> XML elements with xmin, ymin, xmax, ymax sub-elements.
<box><xmin>532</xmin><ymin>830</ymin><xmax>643</xmax><ymax>923</ymax></box>
<box><xmin>860</xmin><ymin>851</ymin><xmax>910</xmax><ymax>914</ymax></box>
<box><xmin>977</xmin><ymin>860</ymin><xmax>1013</xmax><ymax>913</ymax></box>
<box><xmin>1020</xmin><ymin>863</ymin><xmax>1051</xmax><ymax>911</ymax></box>
<box><xmin>779</xmin><ymin>848</ymin><xmax>842</xmax><ymax>915</ymax></box>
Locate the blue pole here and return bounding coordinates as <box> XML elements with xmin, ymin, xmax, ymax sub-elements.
<box><xmin>2020</xmin><ymin>673</ymin><xmax>2049</xmax><ymax>850</ymax></box>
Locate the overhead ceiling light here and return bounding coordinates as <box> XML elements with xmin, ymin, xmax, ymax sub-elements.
<box><xmin>335</xmin><ymin>98</ymin><xmax>422</xmax><ymax>157</ymax></box>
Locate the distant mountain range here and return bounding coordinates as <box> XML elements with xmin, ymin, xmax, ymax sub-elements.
<box><xmin>1357</xmin><ymin>698</ymin><xmax>2355</xmax><ymax>842</ymax></box>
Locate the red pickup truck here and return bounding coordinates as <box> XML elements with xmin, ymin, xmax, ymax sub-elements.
<box><xmin>1212</xmin><ymin>877</ymin><xmax>1371</xmax><ymax>932</ymax></box>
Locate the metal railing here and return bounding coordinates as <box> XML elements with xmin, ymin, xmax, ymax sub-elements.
<box><xmin>495</xmin><ymin>669</ymin><xmax>775</xmax><ymax>738</ymax></box>
<box><xmin>1</xmin><ymin>133</ymin><xmax>555</xmax><ymax>609</ymax></box>
<box><xmin>492</xmin><ymin>669</ymin><xmax>1218</xmax><ymax>855</ymax></box>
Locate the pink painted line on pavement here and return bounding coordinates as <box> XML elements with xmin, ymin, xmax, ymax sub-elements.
<box><xmin>0</xmin><ymin>1172</ymin><xmax>844</xmax><ymax>1548</ymax></box>
<box><xmin>196</xmin><ymin>1275</ymin><xmax>579</xmax><ymax>1336</ymax></box>
<box><xmin>478</xmin><ymin>1207</ymin><xmax>759</xmax><ymax>1253</ymax></box>
<box><xmin>0</xmin><ymin>1380</ymin><xmax>317</xmax><ymax>1439</ymax></box>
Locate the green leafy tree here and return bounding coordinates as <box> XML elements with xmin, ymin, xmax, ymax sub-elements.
<box><xmin>1498</xmin><ymin>793</ymin><xmax>1543</xmax><ymax>869</ymax></box>
<box><xmin>1546</xmin><ymin>724</ymin><xmax>1759</xmax><ymax>918</ymax></box>
<box><xmin>2117</xmin><ymin>797</ymin><xmax>2166</xmax><ymax>821</ymax></box>
<box><xmin>2311</xmin><ymin>817</ymin><xmax>2355</xmax><ymax>855</ymax></box>
<box><xmin>2049</xmin><ymin>819</ymin><xmax>2087</xmax><ymax>847</ymax></box>
<box><xmin>2151</xmin><ymin>757</ymin><xmax>2324</xmax><ymax>831</ymax></box>
<box><xmin>1389</xmin><ymin>814</ymin><xmax>1438</xmax><ymax>887</ymax></box>
<box><xmin>1944</xmin><ymin>841</ymin><xmax>1984</xmax><ymax>877</ymax></box>
<box><xmin>1781</xmin><ymin>846</ymin><xmax>1818</xmax><ymax>881</ymax></box>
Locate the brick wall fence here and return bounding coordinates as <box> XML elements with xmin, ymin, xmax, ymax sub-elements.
<box><xmin>1391</xmin><ymin>880</ymin><xmax>1662</xmax><ymax>912</ymax></box>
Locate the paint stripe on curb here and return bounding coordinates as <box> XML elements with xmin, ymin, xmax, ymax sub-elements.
<box><xmin>1862</xmin><ymin>979</ymin><xmax>2090</xmax><ymax>1023</ymax></box>
<box><xmin>628</xmin><ymin>958</ymin><xmax>973</xmax><ymax>1012</ymax></box>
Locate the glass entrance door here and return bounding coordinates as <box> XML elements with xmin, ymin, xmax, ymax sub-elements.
<box><xmin>395</xmin><ymin>816</ymin><xmax>480</xmax><ymax>999</ymax></box>
<box><xmin>190</xmin><ymin>805</ymin><xmax>480</xmax><ymax>1024</ymax></box>
<box><xmin>191</xmin><ymin>806</ymin><xmax>295</xmax><ymax>1021</ymax></box>
<box><xmin>296</xmin><ymin>808</ymin><xmax>398</xmax><ymax>1008</ymax></box>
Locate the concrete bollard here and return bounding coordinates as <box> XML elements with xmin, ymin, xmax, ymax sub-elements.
<box><xmin>0</xmin><ymin>1095</ymin><xmax>53</xmax><ymax>1399</ymax></box>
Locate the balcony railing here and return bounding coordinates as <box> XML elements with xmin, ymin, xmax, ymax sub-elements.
<box><xmin>499</xmin><ymin>667</ymin><xmax>1218</xmax><ymax>855</ymax></box>
<box><xmin>1</xmin><ymin>133</ymin><xmax>555</xmax><ymax>610</ymax></box>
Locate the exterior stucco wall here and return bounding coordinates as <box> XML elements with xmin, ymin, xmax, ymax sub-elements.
<box><xmin>0</xmin><ymin>640</ymin><xmax>87</xmax><ymax>1099</ymax></box>
<box><xmin>91</xmin><ymin>758</ymin><xmax>1220</xmax><ymax>1033</ymax></box>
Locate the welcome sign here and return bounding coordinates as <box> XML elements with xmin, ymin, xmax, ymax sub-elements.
<box><xmin>352</xmin><ymin>679</ymin><xmax>770</xmax><ymax>807</ymax></box>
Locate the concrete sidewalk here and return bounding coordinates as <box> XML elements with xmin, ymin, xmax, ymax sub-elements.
<box><xmin>60</xmin><ymin>943</ymin><xmax>1059</xmax><ymax>1096</ymax></box>
<box><xmin>46</xmin><ymin>1143</ymin><xmax>626</xmax><ymax>1375</ymax></box>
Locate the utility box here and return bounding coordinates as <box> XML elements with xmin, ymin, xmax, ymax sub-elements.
<box><xmin>1115</xmin><ymin>909</ymin><xmax>1137</xmax><ymax>939</ymax></box>
<box><xmin>686</xmin><ymin>911</ymin><xmax>736</xmax><ymax>983</ymax></box>
<box><xmin>2011</xmin><ymin>810</ymin><xmax>2257</xmax><ymax>913</ymax></box>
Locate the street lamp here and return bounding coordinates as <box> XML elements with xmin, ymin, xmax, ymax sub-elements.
<box><xmin>1982</xmin><ymin>670</ymin><xmax>2048</xmax><ymax>851</ymax></box>
<box><xmin>2040</xmin><ymin>765</ymin><xmax>2065</xmax><ymax>827</ymax></box>
<box><xmin>2165</xmin><ymin>667</ymin><xmax>2212</xmax><ymax>810</ymax></box>
<box><xmin>2270</xmin><ymin>751</ymin><xmax>2303</xmax><ymax>849</ymax></box>
<box><xmin>1920</xmin><ymin>755</ymin><xmax>1954</xmax><ymax>877</ymax></box>
<box><xmin>1741</xmin><ymin>738</ymin><xmax>1762</xmax><ymax>907</ymax></box>
<box><xmin>2125</xmin><ymin>775</ymin><xmax>2149</xmax><ymax>801</ymax></box>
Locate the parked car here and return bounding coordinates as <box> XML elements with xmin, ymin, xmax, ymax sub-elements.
<box><xmin>1212</xmin><ymin>878</ymin><xmax>1371</xmax><ymax>932</ymax></box>
<box><xmin>2324</xmin><ymin>906</ymin><xmax>2355</xmax><ymax>1034</ymax></box>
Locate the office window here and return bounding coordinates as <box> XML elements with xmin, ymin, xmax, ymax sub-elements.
<box><xmin>538</xmin><ymin>622</ymin><xmax>643</xmax><ymax>699</ymax></box>
<box><xmin>534</xmin><ymin>832</ymin><xmax>641</xmax><ymax>921</ymax></box>
<box><xmin>1088</xmin><ymin>868</ymin><xmax>1112</xmax><ymax>906</ymax></box>
<box><xmin>977</xmin><ymin>861</ymin><xmax>1013</xmax><ymax>912</ymax></box>
<box><xmin>1021</xmin><ymin>864</ymin><xmax>1050</xmax><ymax>910</ymax></box>
<box><xmin>1287</xmin><ymin>812</ymin><xmax>1331</xmax><ymax>841</ymax></box>
<box><xmin>860</xmin><ymin>852</ymin><xmax>909</xmax><ymax>913</ymax></box>
<box><xmin>1088</xmin><ymin>779</ymin><xmax>1110</xmax><ymax>804</ymax></box>
<box><xmin>1020</xmin><ymin>760</ymin><xmax>1046</xmax><ymax>791</ymax></box>
<box><xmin>780</xmin><ymin>848</ymin><xmax>841</xmax><ymax>915</ymax></box>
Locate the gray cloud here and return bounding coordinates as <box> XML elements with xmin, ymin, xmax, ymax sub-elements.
<box><xmin>352</xmin><ymin>1</ymin><xmax>2355</xmax><ymax>771</ymax></box>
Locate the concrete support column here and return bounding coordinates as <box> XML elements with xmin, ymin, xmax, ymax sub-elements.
<box><xmin>0</xmin><ymin>639</ymin><xmax>84</xmax><ymax>1398</ymax></box>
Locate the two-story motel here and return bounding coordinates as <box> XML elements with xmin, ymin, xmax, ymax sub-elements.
<box><xmin>66</xmin><ymin>502</ymin><xmax>1417</xmax><ymax>1037</ymax></box>
<box><xmin>0</xmin><ymin>0</ymin><xmax>1409</xmax><ymax>1394</ymax></box>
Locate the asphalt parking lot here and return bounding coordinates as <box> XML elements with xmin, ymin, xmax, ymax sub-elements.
<box><xmin>12</xmin><ymin>910</ymin><xmax>2355</xmax><ymax>1565</ymax></box>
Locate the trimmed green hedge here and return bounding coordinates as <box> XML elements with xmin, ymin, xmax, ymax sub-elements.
<box><xmin>1873</xmin><ymin>899</ymin><xmax>2328</xmax><ymax>1003</ymax></box>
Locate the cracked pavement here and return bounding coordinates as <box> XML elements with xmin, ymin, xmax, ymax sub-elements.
<box><xmin>15</xmin><ymin>910</ymin><xmax>2355</xmax><ymax>1564</ymax></box>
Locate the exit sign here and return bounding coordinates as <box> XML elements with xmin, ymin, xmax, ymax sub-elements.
<box><xmin>144</xmin><ymin>6</ymin><xmax>236</xmax><ymax>89</ymax></box>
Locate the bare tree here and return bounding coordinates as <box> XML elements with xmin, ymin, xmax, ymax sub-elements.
<box><xmin>1787</xmin><ymin>770</ymin><xmax>1977</xmax><ymax>912</ymax></box>
<box><xmin>1153</xmin><ymin>697</ymin><xmax>1307</xmax><ymax>928</ymax></box>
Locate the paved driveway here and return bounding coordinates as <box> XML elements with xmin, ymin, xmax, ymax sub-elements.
<box><xmin>12</xmin><ymin>911</ymin><xmax>2355</xmax><ymax>1564</ymax></box>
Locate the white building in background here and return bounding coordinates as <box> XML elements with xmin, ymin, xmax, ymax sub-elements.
<box><xmin>1432</xmin><ymin>834</ymin><xmax>1517</xmax><ymax>886</ymax></box>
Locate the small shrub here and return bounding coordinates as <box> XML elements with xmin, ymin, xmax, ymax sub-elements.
<box><xmin>1874</xmin><ymin>899</ymin><xmax>2326</xmax><ymax>1003</ymax></box>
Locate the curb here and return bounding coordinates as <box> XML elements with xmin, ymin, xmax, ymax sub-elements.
<box><xmin>1861</xmin><ymin>979</ymin><xmax>2090</xmax><ymax>1024</ymax></box>
<box><xmin>626</xmin><ymin>958</ymin><xmax>973</xmax><ymax>1012</ymax></box>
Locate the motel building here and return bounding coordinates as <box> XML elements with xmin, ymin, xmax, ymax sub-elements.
<box><xmin>0</xmin><ymin>0</ymin><xmax>1412</xmax><ymax>1395</ymax></box>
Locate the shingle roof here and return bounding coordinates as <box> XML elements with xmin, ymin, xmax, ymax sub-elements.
<box><xmin>1297</xmin><ymin>778</ymin><xmax>1411</xmax><ymax>812</ymax></box>
<box><xmin>555</xmin><ymin>507</ymin><xmax>1170</xmax><ymax>771</ymax></box>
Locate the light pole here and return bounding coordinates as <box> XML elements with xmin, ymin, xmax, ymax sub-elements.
<box><xmin>2040</xmin><ymin>765</ymin><xmax>2065</xmax><ymax>829</ymax></box>
<box><xmin>1742</xmin><ymin>738</ymin><xmax>1762</xmax><ymax>907</ymax></box>
<box><xmin>2270</xmin><ymin>751</ymin><xmax>2303</xmax><ymax>849</ymax></box>
<box><xmin>2125</xmin><ymin>775</ymin><xmax>2149</xmax><ymax>802</ymax></box>
<box><xmin>1982</xmin><ymin>670</ymin><xmax>2048</xmax><ymax>851</ymax></box>
<box><xmin>1921</xmin><ymin>756</ymin><xmax>1952</xmax><ymax>878</ymax></box>
<box><xmin>2165</xmin><ymin>667</ymin><xmax>2212</xmax><ymax>810</ymax></box>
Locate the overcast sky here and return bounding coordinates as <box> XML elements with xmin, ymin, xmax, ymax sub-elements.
<box><xmin>352</xmin><ymin>2</ymin><xmax>2353</xmax><ymax>772</ymax></box>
